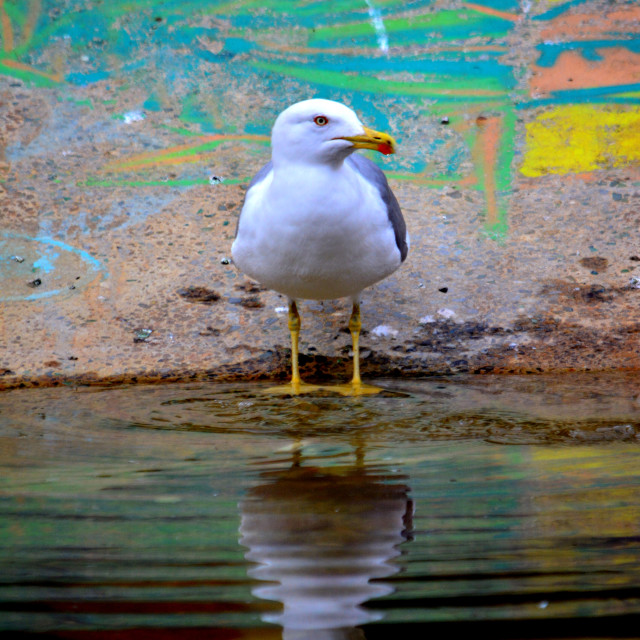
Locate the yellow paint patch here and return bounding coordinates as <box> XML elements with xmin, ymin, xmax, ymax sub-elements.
<box><xmin>521</xmin><ymin>105</ymin><xmax>640</xmax><ymax>177</ymax></box>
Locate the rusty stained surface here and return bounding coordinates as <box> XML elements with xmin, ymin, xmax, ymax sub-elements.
<box><xmin>0</xmin><ymin>0</ymin><xmax>639</xmax><ymax>390</ymax></box>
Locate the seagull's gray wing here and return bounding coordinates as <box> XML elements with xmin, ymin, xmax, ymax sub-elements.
<box><xmin>247</xmin><ymin>160</ymin><xmax>273</xmax><ymax>190</ymax></box>
<box><xmin>347</xmin><ymin>154</ymin><xmax>408</xmax><ymax>262</ymax></box>
<box><xmin>235</xmin><ymin>161</ymin><xmax>273</xmax><ymax>239</ymax></box>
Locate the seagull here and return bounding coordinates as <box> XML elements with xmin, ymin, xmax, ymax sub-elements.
<box><xmin>232</xmin><ymin>98</ymin><xmax>408</xmax><ymax>395</ymax></box>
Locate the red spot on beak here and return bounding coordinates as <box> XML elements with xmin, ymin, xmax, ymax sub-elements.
<box><xmin>377</xmin><ymin>143</ymin><xmax>394</xmax><ymax>155</ymax></box>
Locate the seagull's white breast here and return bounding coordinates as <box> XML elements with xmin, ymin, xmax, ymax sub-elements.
<box><xmin>232</xmin><ymin>161</ymin><xmax>402</xmax><ymax>300</ymax></box>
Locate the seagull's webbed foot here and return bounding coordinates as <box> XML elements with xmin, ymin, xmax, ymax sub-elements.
<box><xmin>326</xmin><ymin>381</ymin><xmax>383</xmax><ymax>396</ymax></box>
<box><xmin>348</xmin><ymin>300</ymin><xmax>383</xmax><ymax>394</ymax></box>
<box><xmin>263</xmin><ymin>299</ymin><xmax>385</xmax><ymax>397</ymax></box>
<box><xmin>264</xmin><ymin>300</ymin><xmax>324</xmax><ymax>396</ymax></box>
<box><xmin>265</xmin><ymin>380</ymin><xmax>325</xmax><ymax>396</ymax></box>
<box><xmin>322</xmin><ymin>300</ymin><xmax>384</xmax><ymax>396</ymax></box>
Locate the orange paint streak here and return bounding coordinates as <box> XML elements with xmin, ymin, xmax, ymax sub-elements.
<box><xmin>1</xmin><ymin>58</ymin><xmax>62</xmax><ymax>81</ymax></box>
<box><xmin>463</xmin><ymin>2</ymin><xmax>521</xmax><ymax>22</ymax></box>
<box><xmin>0</xmin><ymin>0</ymin><xmax>14</xmax><ymax>52</ymax></box>
<box><xmin>540</xmin><ymin>6</ymin><xmax>640</xmax><ymax>42</ymax></box>
<box><xmin>104</xmin><ymin>134</ymin><xmax>268</xmax><ymax>171</ymax></box>
<box><xmin>23</xmin><ymin>0</ymin><xmax>41</xmax><ymax>48</ymax></box>
<box><xmin>459</xmin><ymin>173</ymin><xmax>479</xmax><ymax>187</ymax></box>
<box><xmin>474</xmin><ymin>116</ymin><xmax>501</xmax><ymax>226</ymax></box>
<box><xmin>105</xmin><ymin>138</ymin><xmax>214</xmax><ymax>170</ymax></box>
<box><xmin>113</xmin><ymin>155</ymin><xmax>210</xmax><ymax>171</ymax></box>
<box><xmin>530</xmin><ymin>48</ymin><xmax>640</xmax><ymax>95</ymax></box>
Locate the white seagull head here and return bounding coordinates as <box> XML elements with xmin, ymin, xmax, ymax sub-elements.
<box><xmin>270</xmin><ymin>98</ymin><xmax>396</xmax><ymax>166</ymax></box>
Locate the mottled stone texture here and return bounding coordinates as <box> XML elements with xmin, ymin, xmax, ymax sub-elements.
<box><xmin>0</xmin><ymin>1</ymin><xmax>639</xmax><ymax>389</ymax></box>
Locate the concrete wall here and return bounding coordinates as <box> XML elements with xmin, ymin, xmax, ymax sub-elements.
<box><xmin>0</xmin><ymin>0</ymin><xmax>639</xmax><ymax>388</ymax></box>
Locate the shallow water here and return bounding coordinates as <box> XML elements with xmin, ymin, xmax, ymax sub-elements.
<box><xmin>1</xmin><ymin>373</ymin><xmax>640</xmax><ymax>638</ymax></box>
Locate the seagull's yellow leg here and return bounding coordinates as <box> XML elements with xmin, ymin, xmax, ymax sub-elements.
<box><xmin>265</xmin><ymin>300</ymin><xmax>322</xmax><ymax>395</ymax></box>
<box><xmin>289</xmin><ymin>299</ymin><xmax>303</xmax><ymax>391</ymax></box>
<box><xmin>328</xmin><ymin>302</ymin><xmax>382</xmax><ymax>396</ymax></box>
<box><xmin>350</xmin><ymin>301</ymin><xmax>363</xmax><ymax>388</ymax></box>
<box><xmin>348</xmin><ymin>302</ymin><xmax>382</xmax><ymax>395</ymax></box>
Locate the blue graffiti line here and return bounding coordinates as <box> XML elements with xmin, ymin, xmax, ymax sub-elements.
<box><xmin>33</xmin><ymin>252</ymin><xmax>59</xmax><ymax>274</ymax></box>
<box><xmin>22</xmin><ymin>288</ymin><xmax>68</xmax><ymax>302</ymax></box>
<box><xmin>0</xmin><ymin>232</ymin><xmax>104</xmax><ymax>302</ymax></box>
<box><xmin>532</xmin><ymin>0</ymin><xmax>596</xmax><ymax>22</ymax></box>
<box><xmin>34</xmin><ymin>235</ymin><xmax>102</xmax><ymax>271</ymax></box>
<box><xmin>1</xmin><ymin>232</ymin><xmax>102</xmax><ymax>271</ymax></box>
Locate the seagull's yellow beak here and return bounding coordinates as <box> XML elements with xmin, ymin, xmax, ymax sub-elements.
<box><xmin>337</xmin><ymin>126</ymin><xmax>396</xmax><ymax>156</ymax></box>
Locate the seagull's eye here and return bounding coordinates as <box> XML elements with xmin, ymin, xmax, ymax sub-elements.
<box><xmin>314</xmin><ymin>115</ymin><xmax>329</xmax><ymax>126</ymax></box>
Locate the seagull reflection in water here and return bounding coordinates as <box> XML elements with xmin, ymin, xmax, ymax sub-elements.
<box><xmin>239</xmin><ymin>446</ymin><xmax>413</xmax><ymax>639</ymax></box>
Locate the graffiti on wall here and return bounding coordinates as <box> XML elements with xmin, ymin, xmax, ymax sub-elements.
<box><xmin>0</xmin><ymin>0</ymin><xmax>639</xmax><ymax>244</ymax></box>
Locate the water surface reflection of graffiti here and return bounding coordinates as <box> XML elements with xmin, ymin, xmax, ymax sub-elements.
<box><xmin>1</xmin><ymin>0</ymin><xmax>638</xmax><ymax>241</ymax></box>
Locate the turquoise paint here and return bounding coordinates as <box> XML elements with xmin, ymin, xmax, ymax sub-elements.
<box><xmin>37</xmin><ymin>237</ymin><xmax>101</xmax><ymax>272</ymax></box>
<box><xmin>532</xmin><ymin>0</ymin><xmax>591</xmax><ymax>22</ymax></box>
<box><xmin>66</xmin><ymin>70</ymin><xmax>110</xmax><ymax>85</ymax></box>
<box><xmin>250</xmin><ymin>60</ymin><xmax>510</xmax><ymax>104</ymax></box>
<box><xmin>222</xmin><ymin>37</ymin><xmax>258</xmax><ymax>55</ymax></box>
<box><xmin>33</xmin><ymin>253</ymin><xmax>59</xmax><ymax>274</ymax></box>
<box><xmin>3</xmin><ymin>1</ymin><xmax>28</xmax><ymax>25</ymax></box>
<box><xmin>289</xmin><ymin>55</ymin><xmax>516</xmax><ymax>89</ymax></box>
<box><xmin>22</xmin><ymin>288</ymin><xmax>69</xmax><ymax>302</ymax></box>
<box><xmin>143</xmin><ymin>94</ymin><xmax>163</xmax><ymax>111</ymax></box>
<box><xmin>5</xmin><ymin>0</ymin><xmax>634</xmax><ymax>242</ymax></box>
<box><xmin>1</xmin><ymin>232</ymin><xmax>102</xmax><ymax>272</ymax></box>
<box><xmin>310</xmin><ymin>20</ymin><xmax>513</xmax><ymax>50</ymax></box>
<box><xmin>179</xmin><ymin>95</ymin><xmax>226</xmax><ymax>133</ymax></box>
<box><xmin>519</xmin><ymin>83</ymin><xmax>640</xmax><ymax>110</ymax></box>
<box><xmin>496</xmin><ymin>107</ymin><xmax>516</xmax><ymax>193</ymax></box>
<box><xmin>535</xmin><ymin>40</ymin><xmax>640</xmax><ymax>68</ymax></box>
<box><xmin>446</xmin><ymin>145</ymin><xmax>468</xmax><ymax>176</ymax></box>
<box><xmin>0</xmin><ymin>233</ymin><xmax>104</xmax><ymax>302</ymax></box>
<box><xmin>12</xmin><ymin>1</ymin><xmax>516</xmax><ymax>91</ymax></box>
<box><xmin>562</xmin><ymin>81</ymin><xmax>640</xmax><ymax>99</ymax></box>
<box><xmin>79</xmin><ymin>177</ymin><xmax>242</xmax><ymax>187</ymax></box>
<box><xmin>479</xmin><ymin>0</ymin><xmax>520</xmax><ymax>10</ymax></box>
